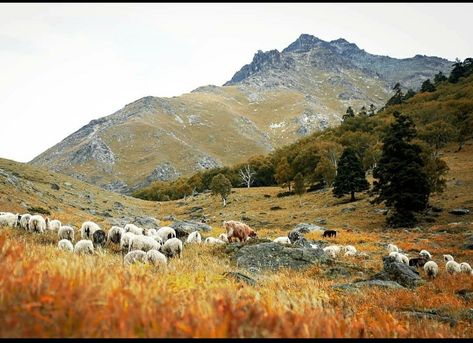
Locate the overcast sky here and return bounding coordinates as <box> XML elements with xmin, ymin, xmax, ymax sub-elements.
<box><xmin>1</xmin><ymin>3</ymin><xmax>472</xmax><ymax>163</ymax></box>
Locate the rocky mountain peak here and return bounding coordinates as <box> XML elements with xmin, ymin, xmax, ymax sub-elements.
<box><xmin>282</xmin><ymin>33</ymin><xmax>326</xmax><ymax>53</ymax></box>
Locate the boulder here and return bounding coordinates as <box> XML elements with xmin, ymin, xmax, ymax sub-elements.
<box><xmin>134</xmin><ymin>216</ymin><xmax>160</xmax><ymax>230</ymax></box>
<box><xmin>463</xmin><ymin>235</ymin><xmax>473</xmax><ymax>250</ymax></box>
<box><xmin>234</xmin><ymin>242</ymin><xmax>331</xmax><ymax>271</ymax></box>
<box><xmin>333</xmin><ymin>280</ymin><xmax>405</xmax><ymax>292</ymax></box>
<box><xmin>170</xmin><ymin>219</ymin><xmax>212</xmax><ymax>238</ymax></box>
<box><xmin>449</xmin><ymin>208</ymin><xmax>470</xmax><ymax>215</ymax></box>
<box><xmin>223</xmin><ymin>271</ymin><xmax>256</xmax><ymax>286</ymax></box>
<box><xmin>372</xmin><ymin>256</ymin><xmax>424</xmax><ymax>288</ymax></box>
<box><xmin>288</xmin><ymin>223</ymin><xmax>325</xmax><ymax>242</ymax></box>
<box><xmin>341</xmin><ymin>207</ymin><xmax>356</xmax><ymax>213</ymax></box>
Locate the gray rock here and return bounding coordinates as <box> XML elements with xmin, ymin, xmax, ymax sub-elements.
<box><xmin>170</xmin><ymin>219</ymin><xmax>212</xmax><ymax>238</ymax></box>
<box><xmin>50</xmin><ymin>183</ymin><xmax>60</xmax><ymax>191</ymax></box>
<box><xmin>456</xmin><ymin>289</ymin><xmax>473</xmax><ymax>301</ymax></box>
<box><xmin>113</xmin><ymin>201</ymin><xmax>124</xmax><ymax>210</ymax></box>
<box><xmin>449</xmin><ymin>208</ymin><xmax>470</xmax><ymax>215</ymax></box>
<box><xmin>372</xmin><ymin>256</ymin><xmax>424</xmax><ymax>288</ymax></box>
<box><xmin>463</xmin><ymin>235</ymin><xmax>473</xmax><ymax>250</ymax></box>
<box><xmin>399</xmin><ymin>310</ymin><xmax>457</xmax><ymax>327</ymax></box>
<box><xmin>333</xmin><ymin>280</ymin><xmax>405</xmax><ymax>291</ymax></box>
<box><xmin>288</xmin><ymin>223</ymin><xmax>325</xmax><ymax>242</ymax></box>
<box><xmin>163</xmin><ymin>215</ymin><xmax>175</xmax><ymax>221</ymax></box>
<box><xmin>374</xmin><ymin>208</ymin><xmax>388</xmax><ymax>215</ymax></box>
<box><xmin>314</xmin><ymin>218</ymin><xmax>327</xmax><ymax>225</ymax></box>
<box><xmin>234</xmin><ymin>242</ymin><xmax>331</xmax><ymax>271</ymax></box>
<box><xmin>134</xmin><ymin>216</ymin><xmax>160</xmax><ymax>230</ymax></box>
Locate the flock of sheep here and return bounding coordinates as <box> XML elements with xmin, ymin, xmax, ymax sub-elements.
<box><xmin>1</xmin><ymin>211</ymin><xmax>472</xmax><ymax>278</ymax></box>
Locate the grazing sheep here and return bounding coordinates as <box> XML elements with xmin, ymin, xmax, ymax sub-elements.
<box><xmin>0</xmin><ymin>212</ymin><xmax>19</xmax><ymax>228</ymax></box>
<box><xmin>387</xmin><ymin>244</ymin><xmax>399</xmax><ymax>253</ymax></box>
<box><xmin>19</xmin><ymin>214</ymin><xmax>31</xmax><ymax>230</ymax></box>
<box><xmin>47</xmin><ymin>219</ymin><xmax>62</xmax><ymax>231</ymax></box>
<box><xmin>344</xmin><ymin>245</ymin><xmax>357</xmax><ymax>254</ymax></box>
<box><xmin>107</xmin><ymin>226</ymin><xmax>124</xmax><ymax>244</ymax></box>
<box><xmin>124</xmin><ymin>223</ymin><xmax>145</xmax><ymax>236</ymax></box>
<box><xmin>120</xmin><ymin>232</ymin><xmax>136</xmax><ymax>251</ymax></box>
<box><xmin>58</xmin><ymin>226</ymin><xmax>75</xmax><ymax>241</ymax></box>
<box><xmin>223</xmin><ymin>220</ymin><xmax>257</xmax><ymax>243</ymax></box>
<box><xmin>73</xmin><ymin>240</ymin><xmax>94</xmax><ymax>255</ymax></box>
<box><xmin>129</xmin><ymin>235</ymin><xmax>160</xmax><ymax>252</ymax></box>
<box><xmin>395</xmin><ymin>253</ymin><xmax>410</xmax><ymax>265</ymax></box>
<box><xmin>326</xmin><ymin>245</ymin><xmax>342</xmax><ymax>254</ymax></box>
<box><xmin>344</xmin><ymin>250</ymin><xmax>357</xmax><ymax>257</ymax></box>
<box><xmin>446</xmin><ymin>260</ymin><xmax>461</xmax><ymax>274</ymax></box>
<box><xmin>124</xmin><ymin>250</ymin><xmax>147</xmax><ymax>266</ymax></box>
<box><xmin>322</xmin><ymin>230</ymin><xmax>337</xmax><ymax>238</ymax></box>
<box><xmin>204</xmin><ymin>237</ymin><xmax>226</xmax><ymax>245</ymax></box>
<box><xmin>218</xmin><ymin>233</ymin><xmax>229</xmax><ymax>243</ymax></box>
<box><xmin>460</xmin><ymin>262</ymin><xmax>472</xmax><ymax>274</ymax></box>
<box><xmin>156</xmin><ymin>226</ymin><xmax>177</xmax><ymax>242</ymax></box>
<box><xmin>409</xmin><ymin>257</ymin><xmax>428</xmax><ymax>268</ymax></box>
<box><xmin>146</xmin><ymin>249</ymin><xmax>167</xmax><ymax>267</ymax></box>
<box><xmin>92</xmin><ymin>229</ymin><xmax>107</xmax><ymax>248</ymax></box>
<box><xmin>58</xmin><ymin>239</ymin><xmax>73</xmax><ymax>252</ymax></box>
<box><xmin>28</xmin><ymin>215</ymin><xmax>46</xmax><ymax>233</ymax></box>
<box><xmin>443</xmin><ymin>254</ymin><xmax>454</xmax><ymax>262</ymax></box>
<box><xmin>186</xmin><ymin>231</ymin><xmax>202</xmax><ymax>244</ymax></box>
<box><xmin>424</xmin><ymin>261</ymin><xmax>439</xmax><ymax>279</ymax></box>
<box><xmin>80</xmin><ymin>221</ymin><xmax>101</xmax><ymax>240</ymax></box>
<box><xmin>146</xmin><ymin>229</ymin><xmax>157</xmax><ymax>236</ymax></box>
<box><xmin>323</xmin><ymin>246</ymin><xmax>338</xmax><ymax>258</ymax></box>
<box><xmin>161</xmin><ymin>238</ymin><xmax>183</xmax><ymax>258</ymax></box>
<box><xmin>273</xmin><ymin>236</ymin><xmax>291</xmax><ymax>245</ymax></box>
<box><xmin>419</xmin><ymin>249</ymin><xmax>432</xmax><ymax>260</ymax></box>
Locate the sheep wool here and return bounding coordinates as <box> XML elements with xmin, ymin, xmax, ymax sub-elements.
<box><xmin>129</xmin><ymin>235</ymin><xmax>160</xmax><ymax>252</ymax></box>
<box><xmin>443</xmin><ymin>254</ymin><xmax>454</xmax><ymax>262</ymax></box>
<box><xmin>124</xmin><ymin>250</ymin><xmax>147</xmax><ymax>266</ymax></box>
<box><xmin>80</xmin><ymin>221</ymin><xmax>101</xmax><ymax>240</ymax></box>
<box><xmin>273</xmin><ymin>237</ymin><xmax>291</xmax><ymax>245</ymax></box>
<box><xmin>156</xmin><ymin>226</ymin><xmax>177</xmax><ymax>242</ymax></box>
<box><xmin>204</xmin><ymin>237</ymin><xmax>225</xmax><ymax>245</ymax></box>
<box><xmin>387</xmin><ymin>244</ymin><xmax>399</xmax><ymax>253</ymax></box>
<box><xmin>146</xmin><ymin>249</ymin><xmax>167</xmax><ymax>267</ymax></box>
<box><xmin>0</xmin><ymin>213</ymin><xmax>18</xmax><ymax>228</ymax></box>
<box><xmin>186</xmin><ymin>231</ymin><xmax>202</xmax><ymax>244</ymax></box>
<box><xmin>419</xmin><ymin>249</ymin><xmax>432</xmax><ymax>260</ymax></box>
<box><xmin>161</xmin><ymin>238</ymin><xmax>183</xmax><ymax>258</ymax></box>
<box><xmin>124</xmin><ymin>224</ymin><xmax>145</xmax><ymax>236</ymax></box>
<box><xmin>48</xmin><ymin>219</ymin><xmax>62</xmax><ymax>231</ymax></box>
<box><xmin>73</xmin><ymin>240</ymin><xmax>94</xmax><ymax>255</ymax></box>
<box><xmin>107</xmin><ymin>226</ymin><xmax>124</xmax><ymax>244</ymax></box>
<box><xmin>424</xmin><ymin>261</ymin><xmax>439</xmax><ymax>279</ymax></box>
<box><xmin>58</xmin><ymin>226</ymin><xmax>75</xmax><ymax>242</ymax></box>
<box><xmin>446</xmin><ymin>260</ymin><xmax>461</xmax><ymax>274</ymax></box>
<box><xmin>460</xmin><ymin>262</ymin><xmax>472</xmax><ymax>274</ymax></box>
<box><xmin>29</xmin><ymin>215</ymin><xmax>46</xmax><ymax>233</ymax></box>
<box><xmin>19</xmin><ymin>214</ymin><xmax>31</xmax><ymax>230</ymax></box>
<box><xmin>58</xmin><ymin>239</ymin><xmax>73</xmax><ymax>253</ymax></box>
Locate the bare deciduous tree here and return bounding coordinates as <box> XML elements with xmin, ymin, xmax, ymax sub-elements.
<box><xmin>239</xmin><ymin>164</ymin><xmax>256</xmax><ymax>188</ymax></box>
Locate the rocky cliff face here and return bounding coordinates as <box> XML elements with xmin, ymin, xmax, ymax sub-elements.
<box><xmin>30</xmin><ymin>34</ymin><xmax>452</xmax><ymax>194</ymax></box>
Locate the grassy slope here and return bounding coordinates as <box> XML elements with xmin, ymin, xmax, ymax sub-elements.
<box><xmin>1</xmin><ymin>138</ymin><xmax>473</xmax><ymax>337</ymax></box>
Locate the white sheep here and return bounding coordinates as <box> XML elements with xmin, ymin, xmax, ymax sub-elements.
<box><xmin>204</xmin><ymin>237</ymin><xmax>225</xmax><ymax>245</ymax></box>
<box><xmin>387</xmin><ymin>244</ymin><xmax>399</xmax><ymax>253</ymax></box>
<box><xmin>390</xmin><ymin>252</ymin><xmax>409</xmax><ymax>265</ymax></box>
<box><xmin>129</xmin><ymin>235</ymin><xmax>160</xmax><ymax>252</ymax></box>
<box><xmin>419</xmin><ymin>249</ymin><xmax>432</xmax><ymax>260</ymax></box>
<box><xmin>443</xmin><ymin>254</ymin><xmax>454</xmax><ymax>262</ymax></box>
<box><xmin>0</xmin><ymin>212</ymin><xmax>19</xmax><ymax>228</ymax></box>
<box><xmin>460</xmin><ymin>262</ymin><xmax>472</xmax><ymax>274</ymax></box>
<box><xmin>124</xmin><ymin>223</ymin><xmax>145</xmax><ymax>236</ymax></box>
<box><xmin>28</xmin><ymin>215</ymin><xmax>46</xmax><ymax>233</ymax></box>
<box><xmin>218</xmin><ymin>233</ymin><xmax>229</xmax><ymax>243</ymax></box>
<box><xmin>73</xmin><ymin>240</ymin><xmax>94</xmax><ymax>255</ymax></box>
<box><xmin>156</xmin><ymin>226</ymin><xmax>177</xmax><ymax>242</ymax></box>
<box><xmin>344</xmin><ymin>250</ymin><xmax>357</xmax><ymax>257</ymax></box>
<box><xmin>58</xmin><ymin>239</ymin><xmax>73</xmax><ymax>252</ymax></box>
<box><xmin>19</xmin><ymin>213</ymin><xmax>31</xmax><ymax>230</ymax></box>
<box><xmin>344</xmin><ymin>245</ymin><xmax>357</xmax><ymax>254</ymax></box>
<box><xmin>186</xmin><ymin>231</ymin><xmax>202</xmax><ymax>244</ymax></box>
<box><xmin>323</xmin><ymin>246</ymin><xmax>338</xmax><ymax>258</ymax></box>
<box><xmin>146</xmin><ymin>228</ymin><xmax>157</xmax><ymax>236</ymax></box>
<box><xmin>446</xmin><ymin>260</ymin><xmax>461</xmax><ymax>274</ymax></box>
<box><xmin>146</xmin><ymin>249</ymin><xmax>167</xmax><ymax>267</ymax></box>
<box><xmin>424</xmin><ymin>261</ymin><xmax>439</xmax><ymax>279</ymax></box>
<box><xmin>120</xmin><ymin>232</ymin><xmax>136</xmax><ymax>251</ymax></box>
<box><xmin>107</xmin><ymin>226</ymin><xmax>124</xmax><ymax>244</ymax></box>
<box><xmin>58</xmin><ymin>226</ymin><xmax>75</xmax><ymax>241</ymax></box>
<box><xmin>273</xmin><ymin>236</ymin><xmax>291</xmax><ymax>245</ymax></box>
<box><xmin>80</xmin><ymin>221</ymin><xmax>101</xmax><ymax>240</ymax></box>
<box><xmin>325</xmin><ymin>245</ymin><xmax>342</xmax><ymax>254</ymax></box>
<box><xmin>124</xmin><ymin>250</ymin><xmax>147</xmax><ymax>266</ymax></box>
<box><xmin>47</xmin><ymin>219</ymin><xmax>62</xmax><ymax>231</ymax></box>
<box><xmin>161</xmin><ymin>237</ymin><xmax>183</xmax><ymax>258</ymax></box>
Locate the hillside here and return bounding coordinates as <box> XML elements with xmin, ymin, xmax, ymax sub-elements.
<box><xmin>1</xmin><ymin>140</ymin><xmax>473</xmax><ymax>337</ymax></box>
<box><xmin>29</xmin><ymin>34</ymin><xmax>452</xmax><ymax>194</ymax></box>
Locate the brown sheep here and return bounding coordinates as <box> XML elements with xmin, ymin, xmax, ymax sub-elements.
<box><xmin>223</xmin><ymin>220</ymin><xmax>258</xmax><ymax>243</ymax></box>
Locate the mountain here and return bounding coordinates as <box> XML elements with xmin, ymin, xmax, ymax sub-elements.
<box><xmin>29</xmin><ymin>34</ymin><xmax>453</xmax><ymax>194</ymax></box>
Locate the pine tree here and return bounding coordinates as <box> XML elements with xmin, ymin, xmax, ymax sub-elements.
<box><xmin>449</xmin><ymin>58</ymin><xmax>465</xmax><ymax>83</ymax></box>
<box><xmin>385</xmin><ymin>83</ymin><xmax>404</xmax><ymax>107</ymax></box>
<box><xmin>403</xmin><ymin>89</ymin><xmax>416</xmax><ymax>101</ymax></box>
<box><xmin>372</xmin><ymin>112</ymin><xmax>430</xmax><ymax>227</ymax></box>
<box><xmin>332</xmin><ymin>147</ymin><xmax>369</xmax><ymax>202</ymax></box>
<box><xmin>420</xmin><ymin>79</ymin><xmax>436</xmax><ymax>93</ymax></box>
<box><xmin>293</xmin><ymin>172</ymin><xmax>305</xmax><ymax>206</ymax></box>
<box><xmin>433</xmin><ymin>71</ymin><xmax>447</xmax><ymax>84</ymax></box>
<box><xmin>210</xmin><ymin>173</ymin><xmax>232</xmax><ymax>207</ymax></box>
<box><xmin>343</xmin><ymin>106</ymin><xmax>355</xmax><ymax>121</ymax></box>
